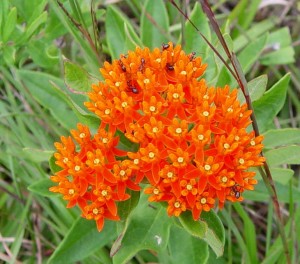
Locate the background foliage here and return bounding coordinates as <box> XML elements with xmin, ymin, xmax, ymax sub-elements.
<box><xmin>0</xmin><ymin>0</ymin><xmax>300</xmax><ymax>263</ymax></box>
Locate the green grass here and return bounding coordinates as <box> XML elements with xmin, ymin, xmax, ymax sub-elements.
<box><xmin>0</xmin><ymin>0</ymin><xmax>300</xmax><ymax>263</ymax></box>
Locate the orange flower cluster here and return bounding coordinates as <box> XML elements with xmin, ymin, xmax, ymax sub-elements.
<box><xmin>50</xmin><ymin>42</ymin><xmax>265</xmax><ymax>231</ymax></box>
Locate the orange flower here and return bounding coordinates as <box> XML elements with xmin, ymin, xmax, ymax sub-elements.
<box><xmin>50</xmin><ymin>42</ymin><xmax>266</xmax><ymax>230</ymax></box>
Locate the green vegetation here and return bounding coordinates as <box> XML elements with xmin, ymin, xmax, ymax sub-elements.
<box><xmin>1</xmin><ymin>0</ymin><xmax>299</xmax><ymax>263</ymax></box>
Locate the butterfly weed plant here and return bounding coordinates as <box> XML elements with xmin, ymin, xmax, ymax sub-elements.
<box><xmin>1</xmin><ymin>0</ymin><xmax>299</xmax><ymax>263</ymax></box>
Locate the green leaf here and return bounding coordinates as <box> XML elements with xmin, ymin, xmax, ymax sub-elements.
<box><xmin>22</xmin><ymin>148</ymin><xmax>53</xmax><ymax>162</ymax></box>
<box><xmin>244</xmin><ymin>180</ymin><xmax>300</xmax><ymax>203</ymax></box>
<box><xmin>15</xmin><ymin>70</ymin><xmax>78</xmax><ymax>129</ymax></box>
<box><xmin>184</xmin><ymin>2</ymin><xmax>210</xmax><ymax>56</ymax></box>
<box><xmin>27</xmin><ymin>40</ymin><xmax>59</xmax><ymax>69</ymax></box>
<box><xmin>200</xmin><ymin>211</ymin><xmax>225</xmax><ymax>257</ymax></box>
<box><xmin>263</xmin><ymin>128</ymin><xmax>300</xmax><ymax>149</ymax></box>
<box><xmin>265</xmin><ymin>145</ymin><xmax>300</xmax><ymax>166</ymax></box>
<box><xmin>233</xmin><ymin>203</ymin><xmax>258</xmax><ymax>263</ymax></box>
<box><xmin>117</xmin><ymin>190</ymin><xmax>140</xmax><ymax>220</ymax></box>
<box><xmin>2</xmin><ymin>45</ymin><xmax>16</xmax><ymax>65</ymax></box>
<box><xmin>238</xmin><ymin>33</ymin><xmax>268</xmax><ymax>74</ymax></box>
<box><xmin>18</xmin><ymin>11</ymin><xmax>48</xmax><ymax>43</ymax></box>
<box><xmin>64</xmin><ymin>59</ymin><xmax>98</xmax><ymax>93</ymax></box>
<box><xmin>238</xmin><ymin>75</ymin><xmax>268</xmax><ymax>103</ymax></box>
<box><xmin>260</xmin><ymin>27</ymin><xmax>295</xmax><ymax>65</ymax></box>
<box><xmin>2</xmin><ymin>7</ymin><xmax>17</xmax><ymax>42</ymax></box>
<box><xmin>179</xmin><ymin>211</ymin><xmax>207</xmax><ymax>238</ymax></box>
<box><xmin>141</xmin><ymin>0</ymin><xmax>169</xmax><ymax>49</ymax></box>
<box><xmin>116</xmin><ymin>130</ymin><xmax>139</xmax><ymax>152</ymax></box>
<box><xmin>105</xmin><ymin>5</ymin><xmax>142</xmax><ymax>59</ymax></box>
<box><xmin>166</xmin><ymin>226</ymin><xmax>209</xmax><ymax>264</ymax></box>
<box><xmin>49</xmin><ymin>81</ymin><xmax>100</xmax><ymax>131</ymax></box>
<box><xmin>28</xmin><ymin>178</ymin><xmax>57</xmax><ymax>197</ymax></box>
<box><xmin>112</xmin><ymin>194</ymin><xmax>171</xmax><ymax>264</ymax></box>
<box><xmin>253</xmin><ymin>74</ymin><xmax>290</xmax><ymax>132</ymax></box>
<box><xmin>252</xmin><ymin>167</ymin><xmax>294</xmax><ymax>185</ymax></box>
<box><xmin>260</xmin><ymin>47</ymin><xmax>295</xmax><ymax>65</ymax></box>
<box><xmin>233</xmin><ymin>19</ymin><xmax>275</xmax><ymax>52</ymax></box>
<box><xmin>48</xmin><ymin>218</ymin><xmax>117</xmax><ymax>264</ymax></box>
<box><xmin>49</xmin><ymin>154</ymin><xmax>61</xmax><ymax>174</ymax></box>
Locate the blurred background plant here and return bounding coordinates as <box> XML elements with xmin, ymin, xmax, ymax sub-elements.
<box><xmin>0</xmin><ymin>0</ymin><xmax>299</xmax><ymax>263</ymax></box>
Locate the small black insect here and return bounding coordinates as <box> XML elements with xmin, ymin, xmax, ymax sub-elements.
<box><xmin>166</xmin><ymin>63</ymin><xmax>174</xmax><ymax>71</ymax></box>
<box><xmin>162</xmin><ymin>43</ymin><xmax>170</xmax><ymax>50</ymax></box>
<box><xmin>119</xmin><ymin>59</ymin><xmax>126</xmax><ymax>72</ymax></box>
<box><xmin>189</xmin><ymin>51</ymin><xmax>196</xmax><ymax>61</ymax></box>
<box><xmin>127</xmin><ymin>81</ymin><xmax>139</xmax><ymax>94</ymax></box>
<box><xmin>139</xmin><ymin>58</ymin><xmax>145</xmax><ymax>72</ymax></box>
<box><xmin>231</xmin><ymin>185</ymin><xmax>242</xmax><ymax>199</ymax></box>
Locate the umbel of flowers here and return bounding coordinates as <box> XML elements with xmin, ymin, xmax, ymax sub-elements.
<box><xmin>50</xmin><ymin>43</ymin><xmax>265</xmax><ymax>231</ymax></box>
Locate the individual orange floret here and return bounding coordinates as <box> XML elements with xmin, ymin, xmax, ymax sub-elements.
<box><xmin>192</xmin><ymin>191</ymin><xmax>215</xmax><ymax>220</ymax></box>
<box><xmin>144</xmin><ymin>184</ymin><xmax>170</xmax><ymax>202</ymax></box>
<box><xmin>167</xmin><ymin>118</ymin><xmax>188</xmax><ymax>142</ymax></box>
<box><xmin>82</xmin><ymin>200</ymin><xmax>120</xmax><ymax>232</ymax></box>
<box><xmin>49</xmin><ymin>180</ymin><xmax>86</xmax><ymax>209</ymax></box>
<box><xmin>167</xmin><ymin>196</ymin><xmax>187</xmax><ymax>217</ymax></box>
<box><xmin>112</xmin><ymin>160</ymin><xmax>140</xmax><ymax>200</ymax></box>
<box><xmin>166</xmin><ymin>83</ymin><xmax>187</xmax><ymax>119</ymax></box>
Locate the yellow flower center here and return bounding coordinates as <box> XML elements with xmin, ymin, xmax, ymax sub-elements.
<box><xmin>153</xmin><ymin>188</ymin><xmax>159</xmax><ymax>195</ymax></box>
<box><xmin>63</xmin><ymin>157</ymin><xmax>68</xmax><ymax>163</ymax></box>
<box><xmin>235</xmin><ymin>136</ymin><xmax>240</xmax><ymax>141</ymax></box>
<box><xmin>250</xmin><ymin>140</ymin><xmax>255</xmax><ymax>146</ymax></box>
<box><xmin>93</xmin><ymin>208</ymin><xmax>99</xmax><ymax>215</ymax></box>
<box><xmin>149</xmin><ymin>106</ymin><xmax>156</xmax><ymax>112</ymax></box>
<box><xmin>174</xmin><ymin>201</ymin><xmax>181</xmax><ymax>208</ymax></box>
<box><xmin>186</xmin><ymin>184</ymin><xmax>193</xmax><ymax>191</ymax></box>
<box><xmin>74</xmin><ymin>165</ymin><xmax>81</xmax><ymax>171</ymax></box>
<box><xmin>130</xmin><ymin>62</ymin><xmax>134</xmax><ymax>68</ymax></box>
<box><xmin>121</xmin><ymin>102</ymin><xmax>128</xmax><ymax>108</ymax></box>
<box><xmin>198</xmin><ymin>134</ymin><xmax>204</xmax><ymax>140</ymax></box>
<box><xmin>133</xmin><ymin>159</ymin><xmax>139</xmax><ymax>165</ymax></box>
<box><xmin>104</xmin><ymin>109</ymin><xmax>111</xmax><ymax>115</ymax></box>
<box><xmin>115</xmin><ymin>82</ymin><xmax>120</xmax><ymax>87</ymax></box>
<box><xmin>175</xmin><ymin>128</ymin><xmax>182</xmax><ymax>134</ymax></box>
<box><xmin>204</xmin><ymin>164</ymin><xmax>211</xmax><ymax>171</ymax></box>
<box><xmin>94</xmin><ymin>158</ymin><xmax>100</xmax><ymax>165</ymax></box>
<box><xmin>109</xmin><ymin>71</ymin><xmax>113</xmax><ymax>76</ymax></box>
<box><xmin>180</xmin><ymin>70</ymin><xmax>187</xmax><ymax>75</ymax></box>
<box><xmin>200</xmin><ymin>198</ymin><xmax>207</xmax><ymax>204</ymax></box>
<box><xmin>119</xmin><ymin>170</ymin><xmax>126</xmax><ymax>176</ymax></box>
<box><xmin>102</xmin><ymin>138</ymin><xmax>108</xmax><ymax>144</ymax></box>
<box><xmin>239</xmin><ymin>113</ymin><xmax>244</xmax><ymax>117</ymax></box>
<box><xmin>101</xmin><ymin>190</ymin><xmax>108</xmax><ymax>196</ymax></box>
<box><xmin>68</xmin><ymin>189</ymin><xmax>75</xmax><ymax>195</ymax></box>
<box><xmin>223</xmin><ymin>143</ymin><xmax>230</xmax><ymax>149</ymax></box>
<box><xmin>144</xmin><ymin>79</ymin><xmax>150</xmax><ymax>84</ymax></box>
<box><xmin>79</xmin><ymin>133</ymin><xmax>85</xmax><ymax>138</ymax></box>
<box><xmin>173</xmin><ymin>93</ymin><xmax>179</xmax><ymax>99</ymax></box>
<box><xmin>193</xmin><ymin>67</ymin><xmax>197</xmax><ymax>71</ymax></box>
<box><xmin>148</xmin><ymin>152</ymin><xmax>155</xmax><ymax>159</ymax></box>
<box><xmin>239</xmin><ymin>158</ymin><xmax>245</xmax><ymax>164</ymax></box>
<box><xmin>155</xmin><ymin>58</ymin><xmax>161</xmax><ymax>63</ymax></box>
<box><xmin>177</xmin><ymin>157</ymin><xmax>184</xmax><ymax>163</ymax></box>
<box><xmin>167</xmin><ymin>172</ymin><xmax>174</xmax><ymax>178</ymax></box>
<box><xmin>203</xmin><ymin>111</ymin><xmax>209</xmax><ymax>117</ymax></box>
<box><xmin>227</xmin><ymin>107</ymin><xmax>233</xmax><ymax>113</ymax></box>
<box><xmin>203</xmin><ymin>94</ymin><xmax>209</xmax><ymax>100</ymax></box>
<box><xmin>152</xmin><ymin>127</ymin><xmax>159</xmax><ymax>133</ymax></box>
<box><xmin>221</xmin><ymin>176</ymin><xmax>228</xmax><ymax>183</ymax></box>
